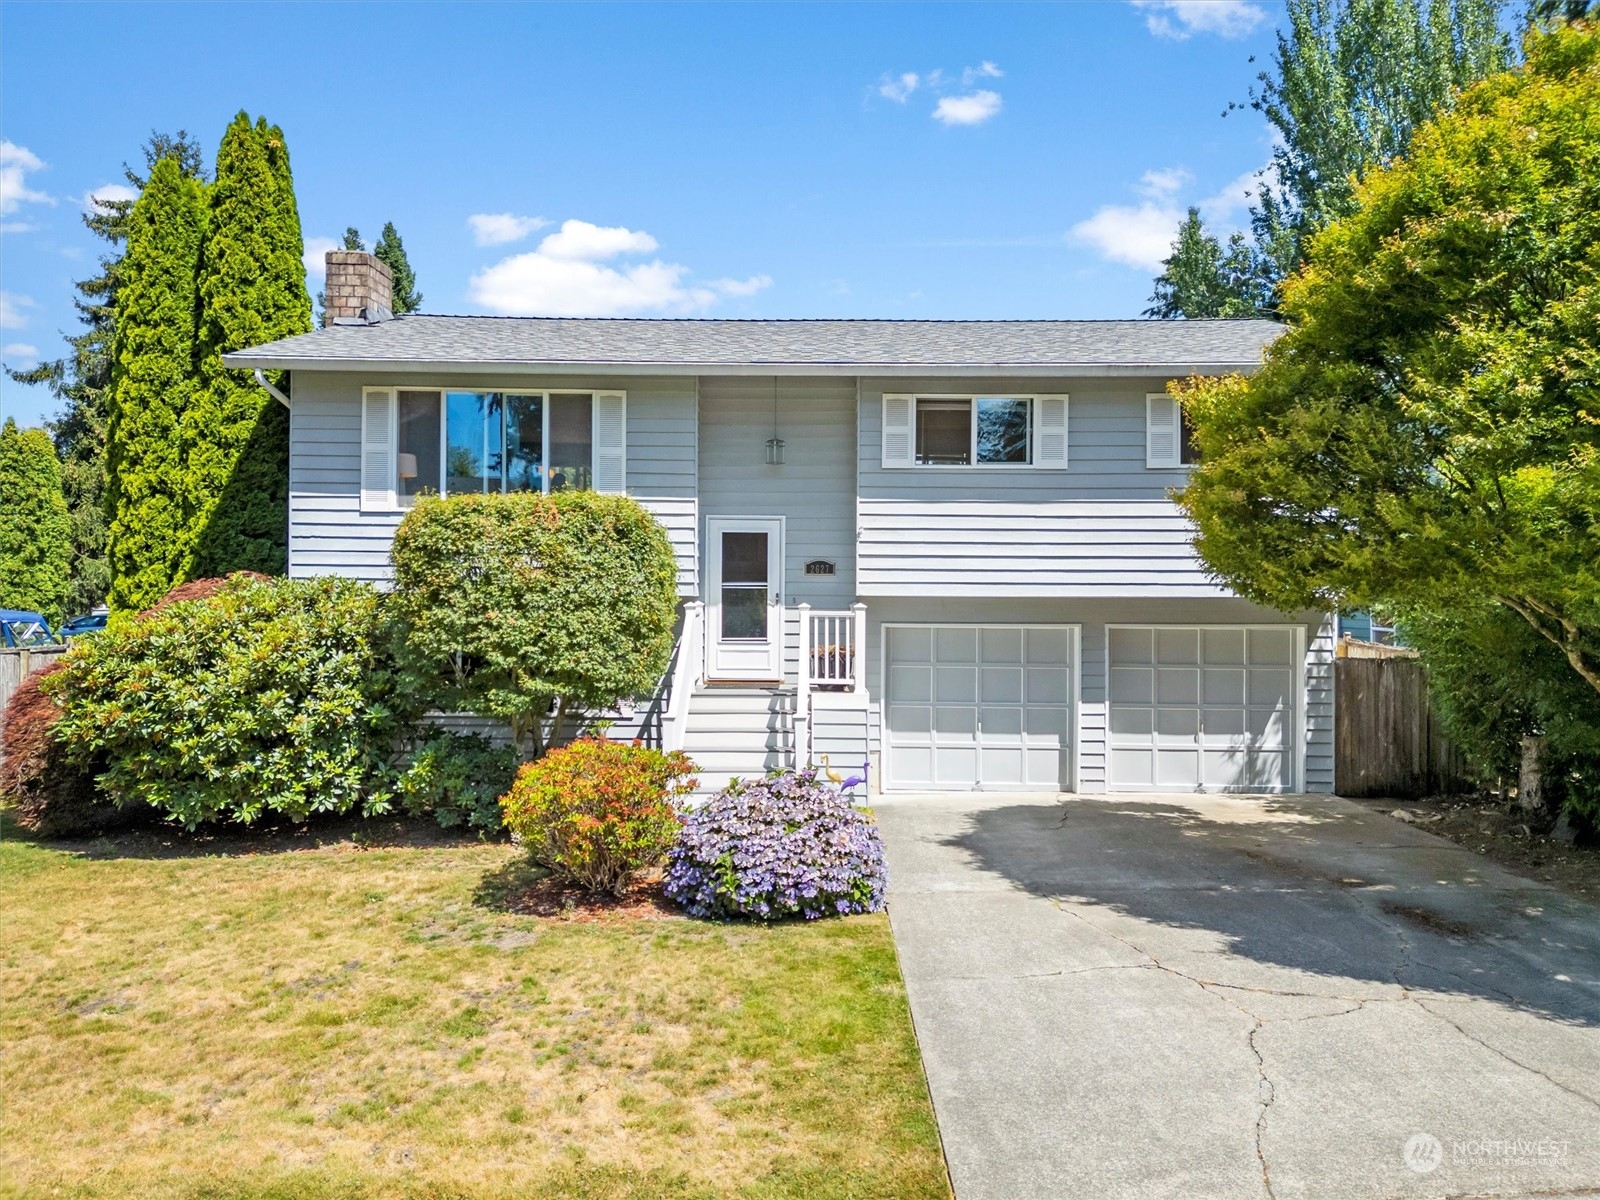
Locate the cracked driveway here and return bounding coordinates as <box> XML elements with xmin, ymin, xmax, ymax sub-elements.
<box><xmin>875</xmin><ymin>791</ymin><xmax>1600</xmax><ymax>1200</ymax></box>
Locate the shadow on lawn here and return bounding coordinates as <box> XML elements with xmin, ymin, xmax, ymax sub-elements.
<box><xmin>0</xmin><ymin>806</ymin><xmax>499</xmax><ymax>861</ymax></box>
<box><xmin>942</xmin><ymin>796</ymin><xmax>1600</xmax><ymax>1028</ymax></box>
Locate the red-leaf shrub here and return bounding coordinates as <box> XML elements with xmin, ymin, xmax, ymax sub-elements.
<box><xmin>500</xmin><ymin>737</ymin><xmax>698</xmax><ymax>896</ymax></box>
<box><xmin>140</xmin><ymin>571</ymin><xmax>270</xmax><ymax>615</ymax></box>
<box><xmin>0</xmin><ymin>660</ymin><xmax>110</xmax><ymax>837</ymax></box>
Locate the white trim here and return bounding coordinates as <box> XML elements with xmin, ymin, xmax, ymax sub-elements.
<box><xmin>228</xmin><ymin>357</ymin><xmax>1272</xmax><ymax>378</ymax></box>
<box><xmin>888</xmin><ymin>393</ymin><xmax>1060</xmax><ymax>470</ymax></box>
<box><xmin>879</xmin><ymin>621</ymin><xmax>1081</xmax><ymax>793</ymax></box>
<box><xmin>705</xmin><ymin>515</ymin><xmax>786</xmax><ymax>680</ymax></box>
<box><xmin>359</xmin><ymin>386</ymin><xmax>397</xmax><ymax>512</ymax></box>
<box><xmin>1035</xmin><ymin>394</ymin><xmax>1069</xmax><ymax>469</ymax></box>
<box><xmin>1104</xmin><ymin>622</ymin><xmax>1304</xmax><ymax>794</ymax></box>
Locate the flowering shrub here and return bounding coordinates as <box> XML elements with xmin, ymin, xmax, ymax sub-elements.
<box><xmin>500</xmin><ymin>736</ymin><xmax>698</xmax><ymax>895</ymax></box>
<box><xmin>665</xmin><ymin>769</ymin><xmax>887</xmax><ymax>921</ymax></box>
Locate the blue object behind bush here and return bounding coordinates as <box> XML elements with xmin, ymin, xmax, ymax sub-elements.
<box><xmin>664</xmin><ymin>769</ymin><xmax>887</xmax><ymax>920</ymax></box>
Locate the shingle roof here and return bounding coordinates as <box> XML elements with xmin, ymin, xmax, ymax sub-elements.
<box><xmin>222</xmin><ymin>315</ymin><xmax>1281</xmax><ymax>375</ymax></box>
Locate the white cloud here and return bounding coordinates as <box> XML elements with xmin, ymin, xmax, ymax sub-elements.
<box><xmin>302</xmin><ymin>236</ymin><xmax>341</xmax><ymax>280</ymax></box>
<box><xmin>536</xmin><ymin>219</ymin><xmax>658</xmax><ymax>261</ymax></box>
<box><xmin>1133</xmin><ymin>0</ymin><xmax>1267</xmax><ymax>40</ymax></box>
<box><xmin>1198</xmin><ymin>165</ymin><xmax>1266</xmax><ymax>225</ymax></box>
<box><xmin>933</xmin><ymin>90</ymin><xmax>1003</xmax><ymax>126</ymax></box>
<box><xmin>2</xmin><ymin>342</ymin><xmax>39</xmax><ymax>366</ymax></box>
<box><xmin>879</xmin><ymin>72</ymin><xmax>920</xmax><ymax>103</ymax></box>
<box><xmin>1138</xmin><ymin>167</ymin><xmax>1193</xmax><ymax>199</ymax></box>
<box><xmin>467</xmin><ymin>212</ymin><xmax>550</xmax><ymax>246</ymax></box>
<box><xmin>962</xmin><ymin>61</ymin><xmax>1004</xmax><ymax>84</ymax></box>
<box><xmin>1070</xmin><ymin>203</ymin><xmax>1185</xmax><ymax>271</ymax></box>
<box><xmin>710</xmin><ymin>275</ymin><xmax>773</xmax><ymax>297</ymax></box>
<box><xmin>0</xmin><ymin>290</ymin><xmax>36</xmax><ymax>330</ymax></box>
<box><xmin>469</xmin><ymin>220</ymin><xmax>770</xmax><ymax>317</ymax></box>
<box><xmin>0</xmin><ymin>142</ymin><xmax>52</xmax><ymax>216</ymax></box>
<box><xmin>83</xmin><ymin>182</ymin><xmax>138</xmax><ymax>214</ymax></box>
<box><xmin>0</xmin><ymin>221</ymin><xmax>40</xmax><ymax>235</ymax></box>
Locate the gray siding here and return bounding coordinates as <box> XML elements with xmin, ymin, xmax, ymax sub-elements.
<box><xmin>857</xmin><ymin>376</ymin><xmax>1219</xmax><ymax>597</ymax></box>
<box><xmin>698</xmin><ymin>375</ymin><xmax>857</xmax><ymax>611</ymax></box>
<box><xmin>860</xmin><ymin>597</ymin><xmax>1333</xmax><ymax>795</ymax></box>
<box><xmin>286</xmin><ymin>370</ymin><xmax>698</xmax><ymax>590</ymax></box>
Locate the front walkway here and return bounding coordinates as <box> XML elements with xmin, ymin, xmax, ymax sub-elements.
<box><xmin>874</xmin><ymin>791</ymin><xmax>1600</xmax><ymax>1200</ymax></box>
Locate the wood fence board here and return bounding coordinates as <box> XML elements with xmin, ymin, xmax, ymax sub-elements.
<box><xmin>1335</xmin><ymin>656</ymin><xmax>1470</xmax><ymax>798</ymax></box>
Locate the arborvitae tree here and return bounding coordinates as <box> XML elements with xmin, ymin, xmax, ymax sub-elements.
<box><xmin>1244</xmin><ymin>0</ymin><xmax>1511</xmax><ymax>291</ymax></box>
<box><xmin>7</xmin><ymin>132</ymin><xmax>205</xmax><ymax>613</ymax></box>
<box><xmin>0</xmin><ymin>418</ymin><xmax>73</xmax><ymax>622</ymax></box>
<box><xmin>1146</xmin><ymin>208</ymin><xmax>1269</xmax><ymax>318</ymax></box>
<box><xmin>104</xmin><ymin>155</ymin><xmax>208</xmax><ymax>612</ymax></box>
<box><xmin>373</xmin><ymin>222</ymin><xmax>422</xmax><ymax>313</ymax></box>
<box><xmin>188</xmin><ymin>113</ymin><xmax>312</xmax><ymax>579</ymax></box>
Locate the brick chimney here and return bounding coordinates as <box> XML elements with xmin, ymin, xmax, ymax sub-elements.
<box><xmin>323</xmin><ymin>251</ymin><xmax>394</xmax><ymax>326</ymax></box>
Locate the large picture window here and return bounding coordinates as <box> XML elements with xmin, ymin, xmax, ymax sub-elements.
<box><xmin>361</xmin><ymin>387</ymin><xmax>625</xmax><ymax>511</ymax></box>
<box><xmin>910</xmin><ymin>396</ymin><xmax>1033</xmax><ymax>466</ymax></box>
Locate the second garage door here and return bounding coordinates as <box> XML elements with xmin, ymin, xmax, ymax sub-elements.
<box><xmin>1107</xmin><ymin>625</ymin><xmax>1299</xmax><ymax>792</ymax></box>
<box><xmin>884</xmin><ymin>625</ymin><xmax>1076</xmax><ymax>791</ymax></box>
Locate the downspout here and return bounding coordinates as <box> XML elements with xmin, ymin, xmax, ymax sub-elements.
<box><xmin>254</xmin><ymin>368</ymin><xmax>291</xmax><ymax>409</ymax></box>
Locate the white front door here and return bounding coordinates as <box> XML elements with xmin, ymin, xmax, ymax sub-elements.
<box><xmin>707</xmin><ymin>517</ymin><xmax>785</xmax><ymax>680</ymax></box>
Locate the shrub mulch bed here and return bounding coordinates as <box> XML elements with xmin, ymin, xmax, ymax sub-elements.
<box><xmin>499</xmin><ymin>867</ymin><xmax>684</xmax><ymax>922</ymax></box>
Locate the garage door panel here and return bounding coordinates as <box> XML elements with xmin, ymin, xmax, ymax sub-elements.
<box><xmin>1109</xmin><ymin>624</ymin><xmax>1299</xmax><ymax>793</ymax></box>
<box><xmin>885</xmin><ymin>624</ymin><xmax>1075</xmax><ymax>792</ymax></box>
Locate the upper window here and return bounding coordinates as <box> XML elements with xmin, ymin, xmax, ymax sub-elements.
<box><xmin>884</xmin><ymin>394</ymin><xmax>1066</xmax><ymax>469</ymax></box>
<box><xmin>1145</xmin><ymin>393</ymin><xmax>1199</xmax><ymax>468</ymax></box>
<box><xmin>362</xmin><ymin>387</ymin><xmax>624</xmax><ymax>511</ymax></box>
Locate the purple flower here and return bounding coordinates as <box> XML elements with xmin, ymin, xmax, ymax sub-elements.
<box><xmin>663</xmin><ymin>769</ymin><xmax>888</xmax><ymax>921</ymax></box>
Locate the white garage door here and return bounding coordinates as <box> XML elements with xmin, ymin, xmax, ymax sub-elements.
<box><xmin>885</xmin><ymin>625</ymin><xmax>1075</xmax><ymax>791</ymax></box>
<box><xmin>1107</xmin><ymin>626</ymin><xmax>1299</xmax><ymax>792</ymax></box>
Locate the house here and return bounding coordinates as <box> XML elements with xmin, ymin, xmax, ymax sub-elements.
<box><xmin>223</xmin><ymin>251</ymin><xmax>1334</xmax><ymax>795</ymax></box>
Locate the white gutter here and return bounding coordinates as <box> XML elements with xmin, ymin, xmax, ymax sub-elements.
<box><xmin>225</xmin><ymin>359</ymin><xmax>1267</xmax><ymax>378</ymax></box>
<box><xmin>254</xmin><ymin>369</ymin><xmax>291</xmax><ymax>409</ymax></box>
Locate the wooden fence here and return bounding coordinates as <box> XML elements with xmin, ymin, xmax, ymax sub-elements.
<box><xmin>1335</xmin><ymin>654</ymin><xmax>1471</xmax><ymax>798</ymax></box>
<box><xmin>0</xmin><ymin>646</ymin><xmax>70</xmax><ymax>733</ymax></box>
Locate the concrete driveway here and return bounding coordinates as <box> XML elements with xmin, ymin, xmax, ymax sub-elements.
<box><xmin>874</xmin><ymin>791</ymin><xmax>1600</xmax><ymax>1200</ymax></box>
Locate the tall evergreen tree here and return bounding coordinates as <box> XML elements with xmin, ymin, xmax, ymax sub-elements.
<box><xmin>0</xmin><ymin>418</ymin><xmax>73</xmax><ymax>623</ymax></box>
<box><xmin>342</xmin><ymin>226</ymin><xmax>364</xmax><ymax>251</ymax></box>
<box><xmin>7</xmin><ymin>131</ymin><xmax>205</xmax><ymax>613</ymax></box>
<box><xmin>104</xmin><ymin>155</ymin><xmax>208</xmax><ymax>612</ymax></box>
<box><xmin>373</xmin><ymin>221</ymin><xmax>422</xmax><ymax>313</ymax></box>
<box><xmin>1245</xmin><ymin>0</ymin><xmax>1512</xmax><ymax>290</ymax></box>
<box><xmin>187</xmin><ymin>113</ymin><xmax>312</xmax><ymax>579</ymax></box>
<box><xmin>1146</xmin><ymin>208</ymin><xmax>1269</xmax><ymax>318</ymax></box>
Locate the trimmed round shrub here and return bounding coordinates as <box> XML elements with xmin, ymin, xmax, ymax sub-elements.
<box><xmin>0</xmin><ymin>660</ymin><xmax>112</xmax><ymax>837</ymax></box>
<box><xmin>665</xmin><ymin>769</ymin><xmax>888</xmax><ymax>921</ymax></box>
<box><xmin>500</xmin><ymin>736</ymin><xmax>698</xmax><ymax>895</ymax></box>
<box><xmin>47</xmin><ymin>574</ymin><xmax>415</xmax><ymax>828</ymax></box>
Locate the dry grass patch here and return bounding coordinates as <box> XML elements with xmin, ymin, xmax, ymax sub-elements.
<box><xmin>0</xmin><ymin>817</ymin><xmax>947</xmax><ymax>1199</ymax></box>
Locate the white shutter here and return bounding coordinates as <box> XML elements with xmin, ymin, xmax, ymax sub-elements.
<box><xmin>360</xmin><ymin>387</ymin><xmax>396</xmax><ymax>511</ymax></box>
<box><xmin>1035</xmin><ymin>395</ymin><xmax>1068</xmax><ymax>468</ymax></box>
<box><xmin>881</xmin><ymin>395</ymin><xmax>914</xmax><ymax>468</ymax></box>
<box><xmin>1146</xmin><ymin>393</ymin><xmax>1181</xmax><ymax>468</ymax></box>
<box><xmin>592</xmin><ymin>391</ymin><xmax>627</xmax><ymax>493</ymax></box>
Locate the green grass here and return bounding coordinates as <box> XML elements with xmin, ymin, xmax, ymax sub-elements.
<box><xmin>0</xmin><ymin>818</ymin><xmax>948</xmax><ymax>1200</ymax></box>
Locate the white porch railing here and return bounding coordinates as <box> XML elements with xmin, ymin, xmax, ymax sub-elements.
<box><xmin>795</xmin><ymin>602</ymin><xmax>866</xmax><ymax>765</ymax></box>
<box><xmin>660</xmin><ymin>600</ymin><xmax>704</xmax><ymax>752</ymax></box>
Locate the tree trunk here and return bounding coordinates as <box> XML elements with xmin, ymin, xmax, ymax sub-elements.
<box><xmin>1517</xmin><ymin>735</ymin><xmax>1546</xmax><ymax>814</ymax></box>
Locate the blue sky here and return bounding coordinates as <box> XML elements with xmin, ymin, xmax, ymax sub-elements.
<box><xmin>1</xmin><ymin>0</ymin><xmax>1285</xmax><ymax>428</ymax></box>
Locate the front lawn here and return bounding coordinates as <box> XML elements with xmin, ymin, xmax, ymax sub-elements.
<box><xmin>0</xmin><ymin>819</ymin><xmax>948</xmax><ymax>1200</ymax></box>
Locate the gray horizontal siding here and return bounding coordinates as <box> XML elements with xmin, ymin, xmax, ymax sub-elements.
<box><xmin>286</xmin><ymin>371</ymin><xmax>697</xmax><ymax>590</ymax></box>
<box><xmin>856</xmin><ymin>376</ymin><xmax>1220</xmax><ymax>598</ymax></box>
<box><xmin>1304</xmin><ymin>615</ymin><xmax>1336</xmax><ymax>793</ymax></box>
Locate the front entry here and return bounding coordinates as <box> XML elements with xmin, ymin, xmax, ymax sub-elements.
<box><xmin>706</xmin><ymin>517</ymin><xmax>785</xmax><ymax>680</ymax></box>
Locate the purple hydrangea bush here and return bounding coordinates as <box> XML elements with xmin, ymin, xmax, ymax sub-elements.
<box><xmin>664</xmin><ymin>768</ymin><xmax>888</xmax><ymax>920</ymax></box>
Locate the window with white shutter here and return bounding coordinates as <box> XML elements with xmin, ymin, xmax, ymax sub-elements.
<box><xmin>881</xmin><ymin>395</ymin><xmax>914</xmax><ymax>468</ymax></box>
<box><xmin>360</xmin><ymin>387</ymin><xmax>397</xmax><ymax>511</ymax></box>
<box><xmin>1035</xmin><ymin>395</ymin><xmax>1068</xmax><ymax>468</ymax></box>
<box><xmin>592</xmin><ymin>391</ymin><xmax>627</xmax><ymax>493</ymax></box>
<box><xmin>1146</xmin><ymin>393</ymin><xmax>1182</xmax><ymax>468</ymax></box>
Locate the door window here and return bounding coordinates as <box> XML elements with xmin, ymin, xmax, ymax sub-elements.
<box><xmin>720</xmin><ymin>531</ymin><xmax>769</xmax><ymax>640</ymax></box>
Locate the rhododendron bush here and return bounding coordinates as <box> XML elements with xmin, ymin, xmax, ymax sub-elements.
<box><xmin>665</xmin><ymin>769</ymin><xmax>887</xmax><ymax>921</ymax></box>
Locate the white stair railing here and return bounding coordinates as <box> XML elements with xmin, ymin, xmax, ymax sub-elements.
<box><xmin>661</xmin><ymin>600</ymin><xmax>704</xmax><ymax>752</ymax></box>
<box><xmin>794</xmin><ymin>603</ymin><xmax>868</xmax><ymax>768</ymax></box>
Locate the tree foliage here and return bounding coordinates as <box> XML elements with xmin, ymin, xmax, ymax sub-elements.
<box><xmin>1175</xmin><ymin>26</ymin><xmax>1600</xmax><ymax>698</ymax></box>
<box><xmin>373</xmin><ymin>221</ymin><xmax>422</xmax><ymax>313</ymax></box>
<box><xmin>0</xmin><ymin>418</ymin><xmax>73</xmax><ymax>621</ymax></box>
<box><xmin>7</xmin><ymin>132</ymin><xmax>206</xmax><ymax>614</ymax></box>
<box><xmin>387</xmin><ymin>491</ymin><xmax>681</xmax><ymax>757</ymax></box>
<box><xmin>1146</xmin><ymin>208</ymin><xmax>1270</xmax><ymax>318</ymax></box>
<box><xmin>104</xmin><ymin>155</ymin><xmax>208</xmax><ymax>612</ymax></box>
<box><xmin>188</xmin><ymin>112</ymin><xmax>312</xmax><ymax>581</ymax></box>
